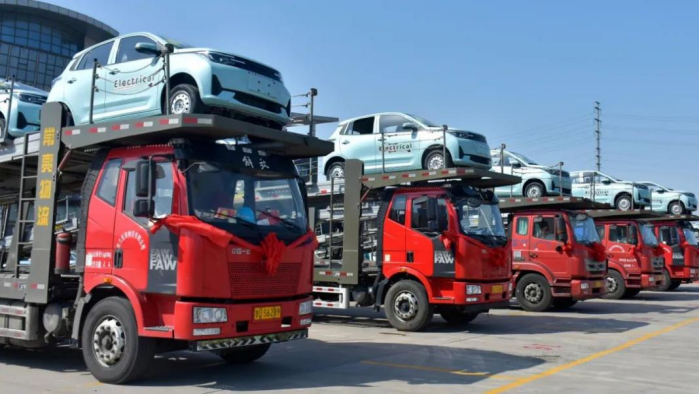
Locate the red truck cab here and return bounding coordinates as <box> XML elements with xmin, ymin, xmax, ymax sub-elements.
<box><xmin>650</xmin><ymin>216</ymin><xmax>699</xmax><ymax>291</ymax></box>
<box><xmin>593</xmin><ymin>216</ymin><xmax>665</xmax><ymax>299</ymax></box>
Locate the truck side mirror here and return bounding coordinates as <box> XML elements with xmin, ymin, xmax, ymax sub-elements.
<box><xmin>133</xmin><ymin>199</ymin><xmax>152</xmax><ymax>218</ymax></box>
<box><xmin>135</xmin><ymin>160</ymin><xmax>153</xmax><ymax>198</ymax></box>
<box><xmin>426</xmin><ymin>198</ymin><xmax>438</xmax><ymax>222</ymax></box>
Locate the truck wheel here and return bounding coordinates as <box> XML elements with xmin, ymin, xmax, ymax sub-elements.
<box><xmin>439</xmin><ymin>307</ymin><xmax>479</xmax><ymax>325</ymax></box>
<box><xmin>423</xmin><ymin>150</ymin><xmax>452</xmax><ymax>170</ymax></box>
<box><xmin>516</xmin><ymin>274</ymin><xmax>553</xmax><ymax>312</ymax></box>
<box><xmin>217</xmin><ymin>344</ymin><xmax>271</xmax><ymax>364</ymax></box>
<box><xmin>669</xmin><ymin>201</ymin><xmax>685</xmax><ymax>215</ymax></box>
<box><xmin>603</xmin><ymin>270</ymin><xmax>627</xmax><ymax>299</ymax></box>
<box><xmin>384</xmin><ymin>280</ymin><xmax>433</xmax><ymax>331</ymax></box>
<box><xmin>552</xmin><ymin>297</ymin><xmax>578</xmax><ymax>309</ymax></box>
<box><xmin>655</xmin><ymin>269</ymin><xmax>672</xmax><ymax>292</ymax></box>
<box><xmin>326</xmin><ymin>161</ymin><xmax>345</xmax><ymax>179</ymax></box>
<box><xmin>524</xmin><ymin>181</ymin><xmax>545</xmax><ymax>198</ymax></box>
<box><xmin>81</xmin><ymin>297</ymin><xmax>156</xmax><ymax>384</ymax></box>
<box><xmin>668</xmin><ymin>281</ymin><xmax>682</xmax><ymax>291</ymax></box>
<box><xmin>615</xmin><ymin>194</ymin><xmax>632</xmax><ymax>211</ymax></box>
<box><xmin>622</xmin><ymin>288</ymin><xmax>641</xmax><ymax>298</ymax></box>
<box><xmin>169</xmin><ymin>84</ymin><xmax>207</xmax><ymax>115</ymax></box>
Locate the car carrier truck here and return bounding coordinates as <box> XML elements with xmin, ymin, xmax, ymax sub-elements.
<box><xmin>499</xmin><ymin>197</ymin><xmax>609</xmax><ymax>312</ymax></box>
<box><xmin>0</xmin><ymin>102</ymin><xmax>332</xmax><ymax>383</ymax></box>
<box><xmin>587</xmin><ymin>209</ymin><xmax>665</xmax><ymax>299</ymax></box>
<box><xmin>306</xmin><ymin>160</ymin><xmax>520</xmax><ymax>331</ymax></box>
<box><xmin>646</xmin><ymin>214</ymin><xmax>699</xmax><ymax>291</ymax></box>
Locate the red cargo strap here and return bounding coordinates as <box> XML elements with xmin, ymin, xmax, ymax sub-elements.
<box><xmin>150</xmin><ymin>214</ymin><xmax>317</xmax><ymax>275</ymax></box>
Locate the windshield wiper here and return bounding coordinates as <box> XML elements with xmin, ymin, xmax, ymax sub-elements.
<box><xmin>200</xmin><ymin>209</ymin><xmax>257</xmax><ymax>228</ymax></box>
<box><xmin>256</xmin><ymin>209</ymin><xmax>302</xmax><ymax>231</ymax></box>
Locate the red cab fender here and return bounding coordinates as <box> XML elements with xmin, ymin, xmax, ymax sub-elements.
<box><xmin>383</xmin><ymin>267</ymin><xmax>435</xmax><ymax>301</ymax></box>
<box><xmin>84</xmin><ymin>275</ymin><xmax>153</xmax><ymax>337</ymax></box>
<box><xmin>512</xmin><ymin>261</ymin><xmax>556</xmax><ymax>285</ymax></box>
<box><xmin>606</xmin><ymin>260</ymin><xmax>628</xmax><ymax>277</ymax></box>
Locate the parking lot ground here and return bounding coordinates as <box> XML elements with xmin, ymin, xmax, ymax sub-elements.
<box><xmin>2</xmin><ymin>284</ymin><xmax>699</xmax><ymax>393</ymax></box>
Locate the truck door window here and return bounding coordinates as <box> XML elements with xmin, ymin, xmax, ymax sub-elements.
<box><xmin>533</xmin><ymin>217</ymin><xmax>555</xmax><ymax>240</ymax></box>
<box><xmin>123</xmin><ymin>162</ymin><xmax>173</xmax><ymax>223</ymax></box>
<box><xmin>115</xmin><ymin>35</ymin><xmax>158</xmax><ymax>64</ymax></box>
<box><xmin>516</xmin><ymin>217</ymin><xmax>529</xmax><ymax>235</ymax></box>
<box><xmin>77</xmin><ymin>41</ymin><xmax>114</xmax><ymax>70</ymax></box>
<box><xmin>379</xmin><ymin>115</ymin><xmax>416</xmax><ymax>133</ymax></box>
<box><xmin>96</xmin><ymin>159</ymin><xmax>122</xmax><ymax>206</ymax></box>
<box><xmin>658</xmin><ymin>226</ymin><xmax>679</xmax><ymax>246</ymax></box>
<box><xmin>411</xmin><ymin>197</ymin><xmax>447</xmax><ymax>234</ymax></box>
<box><xmin>609</xmin><ymin>225</ymin><xmax>637</xmax><ymax>245</ymax></box>
<box><xmin>347</xmin><ymin>117</ymin><xmax>375</xmax><ymax>135</ymax></box>
<box><xmin>596</xmin><ymin>225</ymin><xmax>605</xmax><ymax>240</ymax></box>
<box><xmin>388</xmin><ymin>195</ymin><xmax>407</xmax><ymax>224</ymax></box>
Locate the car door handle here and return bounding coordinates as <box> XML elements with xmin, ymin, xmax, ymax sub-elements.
<box><xmin>530</xmin><ymin>253</ymin><xmax>538</xmax><ymax>258</ymax></box>
<box><xmin>67</xmin><ymin>78</ymin><xmax>77</xmax><ymax>84</ymax></box>
<box><xmin>109</xmin><ymin>68</ymin><xmax>120</xmax><ymax>75</ymax></box>
<box><xmin>342</xmin><ymin>140</ymin><xmax>350</xmax><ymax>145</ymax></box>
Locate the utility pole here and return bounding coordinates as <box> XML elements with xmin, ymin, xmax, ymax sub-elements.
<box><xmin>595</xmin><ymin>101</ymin><xmax>601</xmax><ymax>172</ymax></box>
<box><xmin>500</xmin><ymin>143</ymin><xmax>506</xmax><ymax>173</ymax></box>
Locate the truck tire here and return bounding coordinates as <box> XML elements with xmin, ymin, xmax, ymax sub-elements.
<box><xmin>217</xmin><ymin>343</ymin><xmax>271</xmax><ymax>364</ymax></box>
<box><xmin>81</xmin><ymin>297</ymin><xmax>156</xmax><ymax>384</ymax></box>
<box><xmin>655</xmin><ymin>269</ymin><xmax>672</xmax><ymax>292</ymax></box>
<box><xmin>669</xmin><ymin>201</ymin><xmax>685</xmax><ymax>215</ymax></box>
<box><xmin>622</xmin><ymin>288</ymin><xmax>641</xmax><ymax>298</ymax></box>
<box><xmin>384</xmin><ymin>280</ymin><xmax>433</xmax><ymax>331</ymax></box>
<box><xmin>552</xmin><ymin>297</ymin><xmax>578</xmax><ymax>309</ymax></box>
<box><xmin>603</xmin><ymin>270</ymin><xmax>627</xmax><ymax>299</ymax></box>
<box><xmin>423</xmin><ymin>149</ymin><xmax>452</xmax><ymax>171</ymax></box>
<box><xmin>439</xmin><ymin>307</ymin><xmax>479</xmax><ymax>325</ymax></box>
<box><xmin>524</xmin><ymin>181</ymin><xmax>545</xmax><ymax>198</ymax></box>
<box><xmin>615</xmin><ymin>194</ymin><xmax>633</xmax><ymax>211</ymax></box>
<box><xmin>516</xmin><ymin>273</ymin><xmax>553</xmax><ymax>312</ymax></box>
<box><xmin>326</xmin><ymin>161</ymin><xmax>345</xmax><ymax>180</ymax></box>
<box><xmin>668</xmin><ymin>281</ymin><xmax>682</xmax><ymax>291</ymax></box>
<box><xmin>169</xmin><ymin>84</ymin><xmax>207</xmax><ymax>115</ymax></box>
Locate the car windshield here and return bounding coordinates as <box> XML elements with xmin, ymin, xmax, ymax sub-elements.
<box><xmin>682</xmin><ymin>227</ymin><xmax>698</xmax><ymax>246</ymax></box>
<box><xmin>641</xmin><ymin>223</ymin><xmax>659</xmax><ymax>247</ymax></box>
<box><xmin>510</xmin><ymin>152</ymin><xmax>538</xmax><ymax>165</ymax></box>
<box><xmin>187</xmin><ymin>163</ymin><xmax>307</xmax><ymax>239</ymax></box>
<box><xmin>407</xmin><ymin>114</ymin><xmax>440</xmax><ymax>128</ymax></box>
<box><xmin>570</xmin><ymin>214</ymin><xmax>600</xmax><ymax>244</ymax></box>
<box><xmin>455</xmin><ymin>201</ymin><xmax>506</xmax><ymax>245</ymax></box>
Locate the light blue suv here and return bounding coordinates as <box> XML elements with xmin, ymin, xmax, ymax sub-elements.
<box><xmin>0</xmin><ymin>81</ymin><xmax>47</xmax><ymax>139</ymax></box>
<box><xmin>490</xmin><ymin>150</ymin><xmax>571</xmax><ymax>197</ymax></box>
<box><xmin>322</xmin><ymin>112</ymin><xmax>491</xmax><ymax>178</ymax></box>
<box><xmin>48</xmin><ymin>32</ymin><xmax>291</xmax><ymax>128</ymax></box>
<box><xmin>639</xmin><ymin>181</ymin><xmax>697</xmax><ymax>214</ymax></box>
<box><xmin>570</xmin><ymin>170</ymin><xmax>651</xmax><ymax>210</ymax></box>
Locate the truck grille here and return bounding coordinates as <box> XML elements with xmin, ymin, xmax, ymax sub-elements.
<box><xmin>228</xmin><ymin>262</ymin><xmax>301</xmax><ymax>299</ymax></box>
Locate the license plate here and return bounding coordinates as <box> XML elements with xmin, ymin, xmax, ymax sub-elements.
<box><xmin>594</xmin><ymin>281</ymin><xmax>604</xmax><ymax>288</ymax></box>
<box><xmin>492</xmin><ymin>285</ymin><xmax>503</xmax><ymax>294</ymax></box>
<box><xmin>254</xmin><ymin>306</ymin><xmax>281</xmax><ymax>321</ymax></box>
<box><xmin>648</xmin><ymin>276</ymin><xmax>655</xmax><ymax>282</ymax></box>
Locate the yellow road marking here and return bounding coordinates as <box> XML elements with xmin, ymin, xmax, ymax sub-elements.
<box><xmin>486</xmin><ymin>315</ymin><xmax>699</xmax><ymax>394</ymax></box>
<box><xmin>361</xmin><ymin>360</ymin><xmax>516</xmax><ymax>380</ymax></box>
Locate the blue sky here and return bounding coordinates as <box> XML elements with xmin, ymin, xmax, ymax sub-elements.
<box><xmin>51</xmin><ymin>0</ymin><xmax>699</xmax><ymax>192</ymax></box>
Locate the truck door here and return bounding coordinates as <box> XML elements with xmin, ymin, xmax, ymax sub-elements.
<box><xmin>511</xmin><ymin>214</ymin><xmax>531</xmax><ymax>265</ymax></box>
<box><xmin>381</xmin><ymin>195</ymin><xmax>408</xmax><ymax>269</ymax></box>
<box><xmin>377</xmin><ymin>114</ymin><xmax>421</xmax><ymax>171</ymax></box>
<box><xmin>530</xmin><ymin>215</ymin><xmax>569</xmax><ymax>277</ymax></box>
<box><xmin>113</xmin><ymin>158</ymin><xmax>176</xmax><ymax>293</ymax></box>
<box><xmin>607</xmin><ymin>223</ymin><xmax>639</xmax><ymax>271</ymax></box>
<box><xmin>406</xmin><ymin>196</ymin><xmax>451</xmax><ymax>277</ymax></box>
<box><xmin>658</xmin><ymin>225</ymin><xmax>682</xmax><ymax>267</ymax></box>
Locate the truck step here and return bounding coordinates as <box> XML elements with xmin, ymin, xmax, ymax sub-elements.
<box><xmin>312</xmin><ymin>286</ymin><xmax>350</xmax><ymax>309</ymax></box>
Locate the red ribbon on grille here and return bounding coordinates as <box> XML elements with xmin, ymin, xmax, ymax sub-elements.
<box><xmin>150</xmin><ymin>214</ymin><xmax>316</xmax><ymax>275</ymax></box>
<box><xmin>590</xmin><ymin>242</ymin><xmax>608</xmax><ymax>262</ymax></box>
<box><xmin>652</xmin><ymin>245</ymin><xmax>665</xmax><ymax>257</ymax></box>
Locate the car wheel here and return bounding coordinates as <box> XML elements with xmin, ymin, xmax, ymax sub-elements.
<box><xmin>169</xmin><ymin>84</ymin><xmax>207</xmax><ymax>115</ymax></box>
<box><xmin>615</xmin><ymin>194</ymin><xmax>633</xmax><ymax>211</ymax></box>
<box><xmin>326</xmin><ymin>162</ymin><xmax>345</xmax><ymax>180</ymax></box>
<box><xmin>524</xmin><ymin>181</ymin><xmax>545</xmax><ymax>198</ymax></box>
<box><xmin>217</xmin><ymin>344</ymin><xmax>271</xmax><ymax>364</ymax></box>
<box><xmin>669</xmin><ymin>201</ymin><xmax>684</xmax><ymax>215</ymax></box>
<box><xmin>439</xmin><ymin>307</ymin><xmax>479</xmax><ymax>325</ymax></box>
<box><xmin>384</xmin><ymin>280</ymin><xmax>433</xmax><ymax>332</ymax></box>
<box><xmin>0</xmin><ymin>118</ymin><xmax>5</xmax><ymax>137</ymax></box>
<box><xmin>516</xmin><ymin>273</ymin><xmax>553</xmax><ymax>312</ymax></box>
<box><xmin>423</xmin><ymin>150</ymin><xmax>451</xmax><ymax>170</ymax></box>
<box><xmin>603</xmin><ymin>270</ymin><xmax>626</xmax><ymax>299</ymax></box>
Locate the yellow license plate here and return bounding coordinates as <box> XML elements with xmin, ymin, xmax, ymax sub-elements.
<box><xmin>595</xmin><ymin>281</ymin><xmax>604</xmax><ymax>288</ymax></box>
<box><xmin>492</xmin><ymin>285</ymin><xmax>503</xmax><ymax>294</ymax></box>
<box><xmin>254</xmin><ymin>306</ymin><xmax>281</xmax><ymax>321</ymax></box>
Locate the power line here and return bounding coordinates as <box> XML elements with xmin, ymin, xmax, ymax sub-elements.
<box><xmin>605</xmin><ymin>113</ymin><xmax>699</xmax><ymax>123</ymax></box>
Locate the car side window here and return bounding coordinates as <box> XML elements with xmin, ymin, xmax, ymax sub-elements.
<box><xmin>115</xmin><ymin>35</ymin><xmax>158</xmax><ymax>64</ymax></box>
<box><xmin>533</xmin><ymin>217</ymin><xmax>556</xmax><ymax>240</ymax></box>
<box><xmin>379</xmin><ymin>115</ymin><xmax>417</xmax><ymax>133</ymax></box>
<box><xmin>573</xmin><ymin>172</ymin><xmax>593</xmax><ymax>185</ymax></box>
<box><xmin>123</xmin><ymin>162</ymin><xmax>174</xmax><ymax>224</ymax></box>
<box><xmin>388</xmin><ymin>195</ymin><xmax>407</xmax><ymax>224</ymax></box>
<box><xmin>346</xmin><ymin>117</ymin><xmax>375</xmax><ymax>135</ymax></box>
<box><xmin>77</xmin><ymin>41</ymin><xmax>114</xmax><ymax>70</ymax></box>
<box><xmin>95</xmin><ymin>159</ymin><xmax>122</xmax><ymax>206</ymax></box>
<box><xmin>516</xmin><ymin>217</ymin><xmax>529</xmax><ymax>235</ymax></box>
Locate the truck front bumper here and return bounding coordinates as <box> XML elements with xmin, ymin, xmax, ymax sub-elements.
<box><xmin>641</xmin><ymin>273</ymin><xmax>665</xmax><ymax>289</ymax></box>
<box><xmin>451</xmin><ymin>280</ymin><xmax>512</xmax><ymax>311</ymax></box>
<box><xmin>569</xmin><ymin>278</ymin><xmax>607</xmax><ymax>300</ymax></box>
<box><xmin>669</xmin><ymin>266</ymin><xmax>699</xmax><ymax>283</ymax></box>
<box><xmin>173</xmin><ymin>296</ymin><xmax>312</xmax><ymax>344</ymax></box>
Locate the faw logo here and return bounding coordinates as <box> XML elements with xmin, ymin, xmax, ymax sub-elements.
<box><xmin>434</xmin><ymin>251</ymin><xmax>454</xmax><ymax>265</ymax></box>
<box><xmin>150</xmin><ymin>249</ymin><xmax>177</xmax><ymax>270</ymax></box>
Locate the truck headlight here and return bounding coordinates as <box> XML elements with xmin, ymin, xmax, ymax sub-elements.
<box><xmin>193</xmin><ymin>307</ymin><xmax>228</xmax><ymax>324</ymax></box>
<box><xmin>298</xmin><ymin>300</ymin><xmax>313</xmax><ymax>315</ymax></box>
<box><xmin>508</xmin><ymin>282</ymin><xmax>513</xmax><ymax>292</ymax></box>
<box><xmin>580</xmin><ymin>283</ymin><xmax>590</xmax><ymax>290</ymax></box>
<box><xmin>466</xmin><ymin>285</ymin><xmax>482</xmax><ymax>295</ymax></box>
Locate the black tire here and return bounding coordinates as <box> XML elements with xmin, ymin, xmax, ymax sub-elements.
<box><xmin>552</xmin><ymin>297</ymin><xmax>578</xmax><ymax>309</ymax></box>
<box><xmin>326</xmin><ymin>161</ymin><xmax>345</xmax><ymax>180</ymax></box>
<box><xmin>615</xmin><ymin>194</ymin><xmax>633</xmax><ymax>211</ymax></box>
<box><xmin>439</xmin><ymin>307</ymin><xmax>479</xmax><ymax>325</ymax></box>
<box><xmin>622</xmin><ymin>288</ymin><xmax>641</xmax><ymax>298</ymax></box>
<box><xmin>668</xmin><ymin>281</ymin><xmax>682</xmax><ymax>291</ymax></box>
<box><xmin>516</xmin><ymin>273</ymin><xmax>553</xmax><ymax>312</ymax></box>
<box><xmin>218</xmin><ymin>344</ymin><xmax>271</xmax><ymax>364</ymax></box>
<box><xmin>655</xmin><ymin>269</ymin><xmax>673</xmax><ymax>292</ymax></box>
<box><xmin>81</xmin><ymin>297</ymin><xmax>156</xmax><ymax>384</ymax></box>
<box><xmin>524</xmin><ymin>181</ymin><xmax>546</xmax><ymax>198</ymax></box>
<box><xmin>0</xmin><ymin>118</ymin><xmax>6</xmax><ymax>138</ymax></box>
<box><xmin>168</xmin><ymin>83</ymin><xmax>207</xmax><ymax>115</ymax></box>
<box><xmin>384</xmin><ymin>280</ymin><xmax>433</xmax><ymax>332</ymax></box>
<box><xmin>669</xmin><ymin>201</ymin><xmax>685</xmax><ymax>215</ymax></box>
<box><xmin>423</xmin><ymin>149</ymin><xmax>452</xmax><ymax>171</ymax></box>
<box><xmin>61</xmin><ymin>104</ymin><xmax>74</xmax><ymax>127</ymax></box>
<box><xmin>603</xmin><ymin>270</ymin><xmax>627</xmax><ymax>299</ymax></box>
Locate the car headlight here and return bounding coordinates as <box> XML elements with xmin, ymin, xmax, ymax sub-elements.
<box><xmin>466</xmin><ymin>285</ymin><xmax>482</xmax><ymax>295</ymax></box>
<box><xmin>298</xmin><ymin>300</ymin><xmax>313</xmax><ymax>315</ymax></box>
<box><xmin>193</xmin><ymin>307</ymin><xmax>228</xmax><ymax>324</ymax></box>
<box><xmin>449</xmin><ymin>131</ymin><xmax>470</xmax><ymax>139</ymax></box>
<box><xmin>544</xmin><ymin>168</ymin><xmax>560</xmax><ymax>176</ymax></box>
<box><xmin>17</xmin><ymin>93</ymin><xmax>46</xmax><ymax>105</ymax></box>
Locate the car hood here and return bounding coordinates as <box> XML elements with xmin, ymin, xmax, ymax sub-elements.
<box><xmin>173</xmin><ymin>47</ymin><xmax>279</xmax><ymax>72</ymax></box>
<box><xmin>0</xmin><ymin>81</ymin><xmax>48</xmax><ymax>96</ymax></box>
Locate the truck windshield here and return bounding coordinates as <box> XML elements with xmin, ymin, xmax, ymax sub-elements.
<box><xmin>641</xmin><ymin>224</ymin><xmax>659</xmax><ymax>247</ymax></box>
<box><xmin>569</xmin><ymin>214</ymin><xmax>600</xmax><ymax>244</ymax></box>
<box><xmin>187</xmin><ymin>164</ymin><xmax>307</xmax><ymax>240</ymax></box>
<box><xmin>682</xmin><ymin>227</ymin><xmax>698</xmax><ymax>246</ymax></box>
<box><xmin>455</xmin><ymin>201</ymin><xmax>506</xmax><ymax>245</ymax></box>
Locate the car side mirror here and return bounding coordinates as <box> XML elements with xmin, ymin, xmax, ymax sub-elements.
<box><xmin>601</xmin><ymin>179</ymin><xmax>611</xmax><ymax>185</ymax></box>
<box><xmin>133</xmin><ymin>199</ymin><xmax>152</xmax><ymax>218</ymax></box>
<box><xmin>511</xmin><ymin>162</ymin><xmax>521</xmax><ymax>169</ymax></box>
<box><xmin>656</xmin><ymin>189</ymin><xmax>665</xmax><ymax>194</ymax></box>
<box><xmin>402</xmin><ymin>123</ymin><xmax>418</xmax><ymax>132</ymax></box>
<box><xmin>135</xmin><ymin>42</ymin><xmax>161</xmax><ymax>56</ymax></box>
